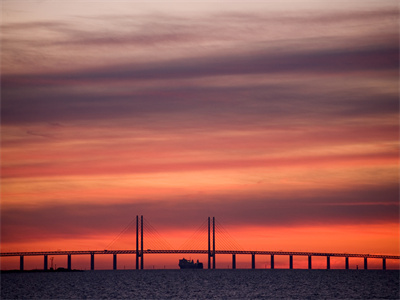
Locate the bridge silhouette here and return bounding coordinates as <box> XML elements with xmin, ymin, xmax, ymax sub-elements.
<box><xmin>1</xmin><ymin>216</ymin><xmax>399</xmax><ymax>271</ymax></box>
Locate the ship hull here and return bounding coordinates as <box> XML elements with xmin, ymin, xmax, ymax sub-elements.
<box><xmin>179</xmin><ymin>258</ymin><xmax>203</xmax><ymax>269</ymax></box>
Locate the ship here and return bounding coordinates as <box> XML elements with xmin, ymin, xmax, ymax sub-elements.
<box><xmin>179</xmin><ymin>258</ymin><xmax>203</xmax><ymax>269</ymax></box>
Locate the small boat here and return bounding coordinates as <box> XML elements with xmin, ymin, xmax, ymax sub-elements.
<box><xmin>179</xmin><ymin>258</ymin><xmax>203</xmax><ymax>269</ymax></box>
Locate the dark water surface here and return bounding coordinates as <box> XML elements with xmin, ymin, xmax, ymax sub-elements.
<box><xmin>1</xmin><ymin>269</ymin><xmax>399</xmax><ymax>299</ymax></box>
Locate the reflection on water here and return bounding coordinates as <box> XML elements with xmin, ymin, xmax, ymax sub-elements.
<box><xmin>1</xmin><ymin>269</ymin><xmax>399</xmax><ymax>299</ymax></box>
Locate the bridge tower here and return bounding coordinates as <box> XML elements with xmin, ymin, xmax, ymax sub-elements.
<box><xmin>208</xmin><ymin>217</ymin><xmax>215</xmax><ymax>269</ymax></box>
<box><xmin>136</xmin><ymin>215</ymin><xmax>144</xmax><ymax>269</ymax></box>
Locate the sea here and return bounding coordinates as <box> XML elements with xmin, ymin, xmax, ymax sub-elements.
<box><xmin>1</xmin><ymin>269</ymin><xmax>399</xmax><ymax>299</ymax></box>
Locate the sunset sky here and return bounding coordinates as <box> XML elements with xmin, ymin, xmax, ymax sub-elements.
<box><xmin>1</xmin><ymin>0</ymin><xmax>399</xmax><ymax>269</ymax></box>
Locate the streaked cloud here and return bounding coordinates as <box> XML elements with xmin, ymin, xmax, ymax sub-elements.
<box><xmin>1</xmin><ymin>2</ymin><xmax>398</xmax><ymax>256</ymax></box>
<box><xmin>2</xmin><ymin>184</ymin><xmax>398</xmax><ymax>244</ymax></box>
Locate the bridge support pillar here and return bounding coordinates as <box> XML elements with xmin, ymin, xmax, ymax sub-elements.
<box><xmin>212</xmin><ymin>255</ymin><xmax>215</xmax><ymax>270</ymax></box>
<box><xmin>289</xmin><ymin>255</ymin><xmax>293</xmax><ymax>269</ymax></box>
<box><xmin>113</xmin><ymin>254</ymin><xmax>117</xmax><ymax>270</ymax></box>
<box><xmin>251</xmin><ymin>254</ymin><xmax>255</xmax><ymax>269</ymax></box>
<box><xmin>345</xmin><ymin>257</ymin><xmax>349</xmax><ymax>270</ymax></box>
<box><xmin>68</xmin><ymin>254</ymin><xmax>72</xmax><ymax>270</ymax></box>
<box><xmin>232</xmin><ymin>254</ymin><xmax>236</xmax><ymax>269</ymax></box>
<box><xmin>364</xmin><ymin>257</ymin><xmax>368</xmax><ymax>270</ymax></box>
<box><xmin>327</xmin><ymin>256</ymin><xmax>330</xmax><ymax>270</ymax></box>
<box><xmin>44</xmin><ymin>255</ymin><xmax>48</xmax><ymax>270</ymax></box>
<box><xmin>382</xmin><ymin>258</ymin><xmax>386</xmax><ymax>270</ymax></box>
<box><xmin>90</xmin><ymin>253</ymin><xmax>95</xmax><ymax>270</ymax></box>
<box><xmin>271</xmin><ymin>254</ymin><xmax>274</xmax><ymax>269</ymax></box>
<box><xmin>20</xmin><ymin>255</ymin><xmax>24</xmax><ymax>271</ymax></box>
<box><xmin>140</xmin><ymin>254</ymin><xmax>143</xmax><ymax>270</ymax></box>
<box><xmin>208</xmin><ymin>253</ymin><xmax>215</xmax><ymax>269</ymax></box>
<box><xmin>308</xmin><ymin>255</ymin><xmax>312</xmax><ymax>269</ymax></box>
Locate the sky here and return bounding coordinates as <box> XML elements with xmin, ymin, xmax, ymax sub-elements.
<box><xmin>1</xmin><ymin>0</ymin><xmax>399</xmax><ymax>269</ymax></box>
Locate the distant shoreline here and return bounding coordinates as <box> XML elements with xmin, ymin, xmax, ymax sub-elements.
<box><xmin>1</xmin><ymin>268</ymin><xmax>84</xmax><ymax>273</ymax></box>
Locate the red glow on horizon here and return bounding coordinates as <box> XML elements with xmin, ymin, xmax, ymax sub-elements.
<box><xmin>1</xmin><ymin>223</ymin><xmax>399</xmax><ymax>270</ymax></box>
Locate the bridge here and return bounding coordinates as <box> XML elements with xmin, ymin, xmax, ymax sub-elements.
<box><xmin>1</xmin><ymin>216</ymin><xmax>399</xmax><ymax>271</ymax></box>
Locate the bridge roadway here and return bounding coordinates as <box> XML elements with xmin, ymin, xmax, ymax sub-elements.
<box><xmin>2</xmin><ymin>249</ymin><xmax>399</xmax><ymax>271</ymax></box>
<box><xmin>1</xmin><ymin>249</ymin><xmax>399</xmax><ymax>259</ymax></box>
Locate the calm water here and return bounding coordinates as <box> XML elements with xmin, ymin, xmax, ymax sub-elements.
<box><xmin>1</xmin><ymin>269</ymin><xmax>399</xmax><ymax>299</ymax></box>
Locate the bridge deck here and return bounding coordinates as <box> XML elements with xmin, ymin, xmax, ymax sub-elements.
<box><xmin>1</xmin><ymin>250</ymin><xmax>399</xmax><ymax>259</ymax></box>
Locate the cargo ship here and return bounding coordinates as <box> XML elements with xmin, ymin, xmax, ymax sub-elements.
<box><xmin>179</xmin><ymin>258</ymin><xmax>203</xmax><ymax>269</ymax></box>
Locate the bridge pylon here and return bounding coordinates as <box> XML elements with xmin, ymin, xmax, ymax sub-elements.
<box><xmin>208</xmin><ymin>217</ymin><xmax>215</xmax><ymax>269</ymax></box>
<box><xmin>136</xmin><ymin>215</ymin><xmax>143</xmax><ymax>269</ymax></box>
